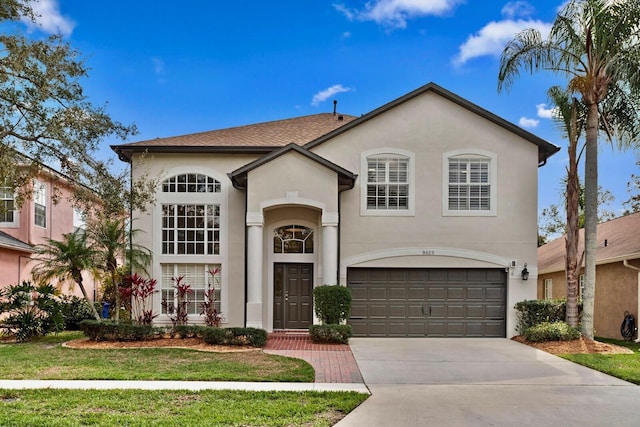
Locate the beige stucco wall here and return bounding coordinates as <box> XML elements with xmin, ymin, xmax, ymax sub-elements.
<box><xmin>312</xmin><ymin>90</ymin><xmax>541</xmax><ymax>336</ymax></box>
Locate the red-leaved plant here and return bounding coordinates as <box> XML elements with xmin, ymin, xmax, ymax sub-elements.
<box><xmin>123</xmin><ymin>273</ymin><xmax>158</xmax><ymax>325</ymax></box>
<box><xmin>161</xmin><ymin>275</ymin><xmax>192</xmax><ymax>327</ymax></box>
<box><xmin>200</xmin><ymin>268</ymin><xmax>223</xmax><ymax>327</ymax></box>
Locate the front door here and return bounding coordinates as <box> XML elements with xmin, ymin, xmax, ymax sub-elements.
<box><xmin>274</xmin><ymin>263</ymin><xmax>313</xmax><ymax>329</ymax></box>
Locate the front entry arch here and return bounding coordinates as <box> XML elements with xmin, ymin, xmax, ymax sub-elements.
<box><xmin>273</xmin><ymin>263</ymin><xmax>314</xmax><ymax>329</ymax></box>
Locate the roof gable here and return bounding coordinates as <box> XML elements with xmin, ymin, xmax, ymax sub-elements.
<box><xmin>228</xmin><ymin>143</ymin><xmax>357</xmax><ymax>191</ymax></box>
<box><xmin>305</xmin><ymin>82</ymin><xmax>560</xmax><ymax>165</ymax></box>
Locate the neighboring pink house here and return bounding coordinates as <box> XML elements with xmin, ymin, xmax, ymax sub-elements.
<box><xmin>0</xmin><ymin>166</ymin><xmax>99</xmax><ymax>300</ymax></box>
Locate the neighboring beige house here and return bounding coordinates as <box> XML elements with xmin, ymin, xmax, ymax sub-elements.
<box><xmin>113</xmin><ymin>82</ymin><xmax>559</xmax><ymax>338</ymax></box>
<box><xmin>0</xmin><ymin>165</ymin><xmax>99</xmax><ymax>300</ymax></box>
<box><xmin>537</xmin><ymin>212</ymin><xmax>640</xmax><ymax>340</ymax></box>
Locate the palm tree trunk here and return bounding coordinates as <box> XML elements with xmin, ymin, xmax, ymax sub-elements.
<box><xmin>582</xmin><ymin>102</ymin><xmax>599</xmax><ymax>340</ymax></box>
<box><xmin>565</xmin><ymin>99</ymin><xmax>580</xmax><ymax>327</ymax></box>
<box><xmin>75</xmin><ymin>271</ymin><xmax>102</xmax><ymax>321</ymax></box>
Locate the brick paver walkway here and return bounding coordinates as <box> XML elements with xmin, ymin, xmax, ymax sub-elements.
<box><xmin>264</xmin><ymin>332</ymin><xmax>364</xmax><ymax>384</ymax></box>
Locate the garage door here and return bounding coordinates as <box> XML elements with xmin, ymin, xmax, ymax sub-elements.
<box><xmin>347</xmin><ymin>268</ymin><xmax>506</xmax><ymax>337</ymax></box>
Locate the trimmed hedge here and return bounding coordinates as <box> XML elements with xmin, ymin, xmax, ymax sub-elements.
<box><xmin>202</xmin><ymin>327</ymin><xmax>268</xmax><ymax>348</ymax></box>
<box><xmin>171</xmin><ymin>324</ymin><xmax>209</xmax><ymax>338</ymax></box>
<box><xmin>79</xmin><ymin>320</ymin><xmax>163</xmax><ymax>341</ymax></box>
<box><xmin>514</xmin><ymin>299</ymin><xmax>574</xmax><ymax>334</ymax></box>
<box><xmin>524</xmin><ymin>321</ymin><xmax>581</xmax><ymax>342</ymax></box>
<box><xmin>313</xmin><ymin>285</ymin><xmax>352</xmax><ymax>324</ymax></box>
<box><xmin>309</xmin><ymin>324</ymin><xmax>352</xmax><ymax>344</ymax></box>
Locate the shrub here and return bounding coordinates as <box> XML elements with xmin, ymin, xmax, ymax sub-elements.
<box><xmin>514</xmin><ymin>299</ymin><xmax>577</xmax><ymax>334</ymax></box>
<box><xmin>161</xmin><ymin>275</ymin><xmax>191</xmax><ymax>327</ymax></box>
<box><xmin>59</xmin><ymin>295</ymin><xmax>96</xmax><ymax>330</ymax></box>
<box><xmin>124</xmin><ymin>273</ymin><xmax>158</xmax><ymax>325</ymax></box>
<box><xmin>172</xmin><ymin>324</ymin><xmax>208</xmax><ymax>338</ymax></box>
<box><xmin>309</xmin><ymin>324</ymin><xmax>352</xmax><ymax>344</ymax></box>
<box><xmin>79</xmin><ymin>319</ymin><xmax>162</xmax><ymax>341</ymax></box>
<box><xmin>524</xmin><ymin>321</ymin><xmax>581</xmax><ymax>342</ymax></box>
<box><xmin>0</xmin><ymin>282</ymin><xmax>64</xmax><ymax>342</ymax></box>
<box><xmin>202</xmin><ymin>326</ymin><xmax>267</xmax><ymax>347</ymax></box>
<box><xmin>313</xmin><ymin>285</ymin><xmax>352</xmax><ymax>324</ymax></box>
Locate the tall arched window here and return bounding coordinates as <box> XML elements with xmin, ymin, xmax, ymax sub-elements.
<box><xmin>162</xmin><ymin>173</ymin><xmax>221</xmax><ymax>193</ymax></box>
<box><xmin>273</xmin><ymin>225</ymin><xmax>314</xmax><ymax>254</ymax></box>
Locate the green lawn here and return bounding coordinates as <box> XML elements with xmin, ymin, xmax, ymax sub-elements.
<box><xmin>0</xmin><ymin>389</ymin><xmax>368</xmax><ymax>427</ymax></box>
<box><xmin>559</xmin><ymin>338</ymin><xmax>640</xmax><ymax>384</ymax></box>
<box><xmin>0</xmin><ymin>332</ymin><xmax>313</xmax><ymax>382</ymax></box>
<box><xmin>0</xmin><ymin>331</ymin><xmax>368</xmax><ymax>426</ymax></box>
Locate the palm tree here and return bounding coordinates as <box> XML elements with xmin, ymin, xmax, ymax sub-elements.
<box><xmin>89</xmin><ymin>216</ymin><xmax>151</xmax><ymax>322</ymax></box>
<box><xmin>548</xmin><ymin>87</ymin><xmax>585</xmax><ymax>327</ymax></box>
<box><xmin>31</xmin><ymin>228</ymin><xmax>101</xmax><ymax>321</ymax></box>
<box><xmin>498</xmin><ymin>0</ymin><xmax>640</xmax><ymax>339</ymax></box>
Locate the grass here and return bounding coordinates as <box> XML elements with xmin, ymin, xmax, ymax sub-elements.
<box><xmin>560</xmin><ymin>338</ymin><xmax>640</xmax><ymax>385</ymax></box>
<box><xmin>0</xmin><ymin>332</ymin><xmax>314</xmax><ymax>382</ymax></box>
<box><xmin>0</xmin><ymin>389</ymin><xmax>368</xmax><ymax>427</ymax></box>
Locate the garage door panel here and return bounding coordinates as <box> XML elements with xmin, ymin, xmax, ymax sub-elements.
<box><xmin>348</xmin><ymin>268</ymin><xmax>506</xmax><ymax>337</ymax></box>
<box><xmin>446</xmin><ymin>287</ymin><xmax>465</xmax><ymax>299</ymax></box>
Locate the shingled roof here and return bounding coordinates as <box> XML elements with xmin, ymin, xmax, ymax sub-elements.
<box><xmin>538</xmin><ymin>212</ymin><xmax>640</xmax><ymax>274</ymax></box>
<box><xmin>0</xmin><ymin>231</ymin><xmax>33</xmax><ymax>253</ymax></box>
<box><xmin>113</xmin><ymin>113</ymin><xmax>357</xmax><ymax>161</ymax></box>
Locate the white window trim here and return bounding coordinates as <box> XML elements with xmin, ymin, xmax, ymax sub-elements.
<box><xmin>360</xmin><ymin>148</ymin><xmax>415</xmax><ymax>217</ymax></box>
<box><xmin>153</xmin><ymin>167</ymin><xmax>229</xmax><ymax>323</ymax></box>
<box><xmin>33</xmin><ymin>180</ymin><xmax>47</xmax><ymax>228</ymax></box>
<box><xmin>0</xmin><ymin>187</ymin><xmax>19</xmax><ymax>228</ymax></box>
<box><xmin>442</xmin><ymin>149</ymin><xmax>497</xmax><ymax>217</ymax></box>
<box><xmin>544</xmin><ymin>278</ymin><xmax>553</xmax><ymax>300</ymax></box>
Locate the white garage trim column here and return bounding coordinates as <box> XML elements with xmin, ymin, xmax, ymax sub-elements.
<box><xmin>322</xmin><ymin>213</ymin><xmax>339</xmax><ymax>285</ymax></box>
<box><xmin>246</xmin><ymin>212</ymin><xmax>264</xmax><ymax>328</ymax></box>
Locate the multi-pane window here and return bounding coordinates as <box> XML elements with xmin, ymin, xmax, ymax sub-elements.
<box><xmin>367</xmin><ymin>155</ymin><xmax>409</xmax><ymax>210</ymax></box>
<box><xmin>0</xmin><ymin>186</ymin><xmax>15</xmax><ymax>223</ymax></box>
<box><xmin>448</xmin><ymin>158</ymin><xmax>491</xmax><ymax>211</ymax></box>
<box><xmin>274</xmin><ymin>225</ymin><xmax>314</xmax><ymax>253</ymax></box>
<box><xmin>161</xmin><ymin>264</ymin><xmax>221</xmax><ymax>315</ymax></box>
<box><xmin>544</xmin><ymin>279</ymin><xmax>553</xmax><ymax>300</ymax></box>
<box><xmin>162</xmin><ymin>173</ymin><xmax>220</xmax><ymax>193</ymax></box>
<box><xmin>33</xmin><ymin>181</ymin><xmax>46</xmax><ymax>227</ymax></box>
<box><xmin>162</xmin><ymin>204</ymin><xmax>220</xmax><ymax>255</ymax></box>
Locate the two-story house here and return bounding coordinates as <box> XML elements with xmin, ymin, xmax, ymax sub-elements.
<box><xmin>113</xmin><ymin>82</ymin><xmax>559</xmax><ymax>338</ymax></box>
<box><xmin>0</xmin><ymin>164</ymin><xmax>99</xmax><ymax>301</ymax></box>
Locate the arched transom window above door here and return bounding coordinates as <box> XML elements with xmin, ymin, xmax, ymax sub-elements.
<box><xmin>274</xmin><ymin>225</ymin><xmax>314</xmax><ymax>254</ymax></box>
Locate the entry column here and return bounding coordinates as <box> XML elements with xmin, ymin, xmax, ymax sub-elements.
<box><xmin>322</xmin><ymin>213</ymin><xmax>339</xmax><ymax>285</ymax></box>
<box><xmin>246</xmin><ymin>212</ymin><xmax>263</xmax><ymax>328</ymax></box>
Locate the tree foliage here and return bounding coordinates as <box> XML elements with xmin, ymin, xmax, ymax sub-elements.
<box><xmin>499</xmin><ymin>0</ymin><xmax>640</xmax><ymax>339</ymax></box>
<box><xmin>0</xmin><ymin>0</ymin><xmax>157</xmax><ymax>217</ymax></box>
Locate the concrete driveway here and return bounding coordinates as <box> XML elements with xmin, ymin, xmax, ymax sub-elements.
<box><xmin>337</xmin><ymin>338</ymin><xmax>640</xmax><ymax>427</ymax></box>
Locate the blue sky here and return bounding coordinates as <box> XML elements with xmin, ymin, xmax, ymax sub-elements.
<box><xmin>15</xmin><ymin>0</ymin><xmax>640</xmax><ymax>216</ymax></box>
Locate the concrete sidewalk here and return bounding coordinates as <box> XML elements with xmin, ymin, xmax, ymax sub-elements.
<box><xmin>0</xmin><ymin>379</ymin><xmax>368</xmax><ymax>393</ymax></box>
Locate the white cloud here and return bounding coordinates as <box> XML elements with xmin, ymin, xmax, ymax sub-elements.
<box><xmin>21</xmin><ymin>0</ymin><xmax>75</xmax><ymax>36</ymax></box>
<box><xmin>501</xmin><ymin>1</ymin><xmax>535</xmax><ymax>19</ymax></box>
<box><xmin>519</xmin><ymin>117</ymin><xmax>539</xmax><ymax>128</ymax></box>
<box><xmin>311</xmin><ymin>84</ymin><xmax>352</xmax><ymax>106</ymax></box>
<box><xmin>536</xmin><ymin>103</ymin><xmax>559</xmax><ymax>119</ymax></box>
<box><xmin>453</xmin><ymin>19</ymin><xmax>551</xmax><ymax>65</ymax></box>
<box><xmin>334</xmin><ymin>0</ymin><xmax>464</xmax><ymax>30</ymax></box>
<box><xmin>342</xmin><ymin>31</ymin><xmax>352</xmax><ymax>39</ymax></box>
<box><xmin>152</xmin><ymin>57</ymin><xmax>165</xmax><ymax>75</ymax></box>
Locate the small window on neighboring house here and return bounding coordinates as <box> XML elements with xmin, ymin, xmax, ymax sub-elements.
<box><xmin>443</xmin><ymin>150</ymin><xmax>497</xmax><ymax>216</ymax></box>
<box><xmin>544</xmin><ymin>279</ymin><xmax>553</xmax><ymax>300</ymax></box>
<box><xmin>0</xmin><ymin>186</ymin><xmax>16</xmax><ymax>224</ymax></box>
<box><xmin>73</xmin><ymin>208</ymin><xmax>86</xmax><ymax>231</ymax></box>
<box><xmin>34</xmin><ymin>181</ymin><xmax>46</xmax><ymax>228</ymax></box>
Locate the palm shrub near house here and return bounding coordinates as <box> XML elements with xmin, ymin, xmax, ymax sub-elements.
<box><xmin>310</xmin><ymin>285</ymin><xmax>352</xmax><ymax>344</ymax></box>
<box><xmin>0</xmin><ymin>282</ymin><xmax>64</xmax><ymax>342</ymax></box>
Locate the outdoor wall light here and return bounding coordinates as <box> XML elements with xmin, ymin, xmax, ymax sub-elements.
<box><xmin>521</xmin><ymin>263</ymin><xmax>529</xmax><ymax>281</ymax></box>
